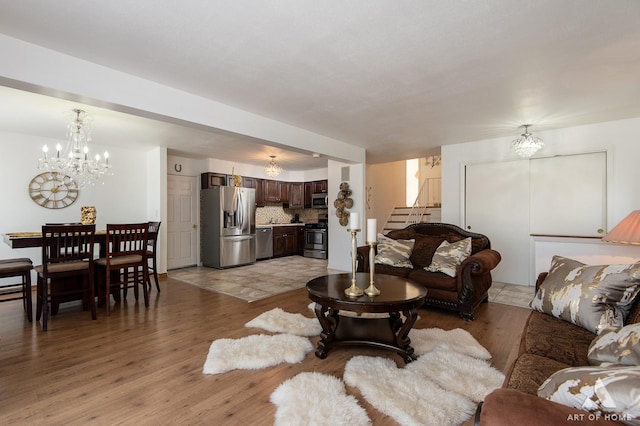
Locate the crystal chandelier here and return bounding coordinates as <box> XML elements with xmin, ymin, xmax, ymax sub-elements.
<box><xmin>511</xmin><ymin>124</ymin><xmax>544</xmax><ymax>158</ymax></box>
<box><xmin>38</xmin><ymin>109</ymin><xmax>112</xmax><ymax>188</ymax></box>
<box><xmin>264</xmin><ymin>155</ymin><xmax>283</xmax><ymax>178</ymax></box>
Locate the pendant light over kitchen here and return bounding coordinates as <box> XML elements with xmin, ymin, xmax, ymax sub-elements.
<box><xmin>264</xmin><ymin>155</ymin><xmax>283</xmax><ymax>178</ymax></box>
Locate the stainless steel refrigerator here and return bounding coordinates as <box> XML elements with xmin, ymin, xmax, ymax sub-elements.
<box><xmin>201</xmin><ymin>186</ymin><xmax>256</xmax><ymax>268</ymax></box>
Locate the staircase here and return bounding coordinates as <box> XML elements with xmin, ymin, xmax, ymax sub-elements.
<box><xmin>381</xmin><ymin>177</ymin><xmax>442</xmax><ymax>233</ymax></box>
<box><xmin>382</xmin><ymin>206</ymin><xmax>429</xmax><ymax>232</ymax></box>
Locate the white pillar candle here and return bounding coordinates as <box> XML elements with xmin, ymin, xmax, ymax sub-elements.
<box><xmin>367</xmin><ymin>218</ymin><xmax>377</xmax><ymax>243</ymax></box>
<box><xmin>349</xmin><ymin>212</ymin><xmax>359</xmax><ymax>230</ymax></box>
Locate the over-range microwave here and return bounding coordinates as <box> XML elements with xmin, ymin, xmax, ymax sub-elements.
<box><xmin>311</xmin><ymin>193</ymin><xmax>329</xmax><ymax>209</ymax></box>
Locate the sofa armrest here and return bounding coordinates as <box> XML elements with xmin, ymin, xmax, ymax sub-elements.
<box><xmin>476</xmin><ymin>388</ymin><xmax>622</xmax><ymax>425</ymax></box>
<box><xmin>460</xmin><ymin>249</ymin><xmax>501</xmax><ymax>275</ymax></box>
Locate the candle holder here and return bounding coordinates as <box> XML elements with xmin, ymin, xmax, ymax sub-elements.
<box><xmin>365</xmin><ymin>241</ymin><xmax>380</xmax><ymax>296</ymax></box>
<box><xmin>345</xmin><ymin>228</ymin><xmax>363</xmax><ymax>297</ymax></box>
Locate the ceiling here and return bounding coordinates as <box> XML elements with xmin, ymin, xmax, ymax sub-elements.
<box><xmin>1</xmin><ymin>0</ymin><xmax>639</xmax><ymax>169</ymax></box>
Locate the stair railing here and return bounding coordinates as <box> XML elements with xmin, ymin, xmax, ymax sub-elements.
<box><xmin>405</xmin><ymin>177</ymin><xmax>441</xmax><ymax>225</ymax></box>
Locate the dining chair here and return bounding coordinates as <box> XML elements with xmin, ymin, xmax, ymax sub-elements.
<box><xmin>0</xmin><ymin>258</ymin><xmax>34</xmax><ymax>322</ymax></box>
<box><xmin>35</xmin><ymin>224</ymin><xmax>96</xmax><ymax>331</ymax></box>
<box><xmin>146</xmin><ymin>221</ymin><xmax>161</xmax><ymax>292</ymax></box>
<box><xmin>95</xmin><ymin>223</ymin><xmax>149</xmax><ymax>316</ymax></box>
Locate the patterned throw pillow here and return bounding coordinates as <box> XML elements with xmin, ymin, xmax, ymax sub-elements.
<box><xmin>374</xmin><ymin>233</ymin><xmax>415</xmax><ymax>269</ymax></box>
<box><xmin>588</xmin><ymin>323</ymin><xmax>640</xmax><ymax>366</ymax></box>
<box><xmin>537</xmin><ymin>365</ymin><xmax>640</xmax><ymax>423</ymax></box>
<box><xmin>530</xmin><ymin>256</ymin><xmax>640</xmax><ymax>334</ymax></box>
<box><xmin>425</xmin><ymin>237</ymin><xmax>472</xmax><ymax>278</ymax></box>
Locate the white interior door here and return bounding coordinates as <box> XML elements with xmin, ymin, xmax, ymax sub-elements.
<box><xmin>167</xmin><ymin>175</ymin><xmax>198</xmax><ymax>269</ymax></box>
<box><xmin>465</xmin><ymin>160</ymin><xmax>531</xmax><ymax>286</ymax></box>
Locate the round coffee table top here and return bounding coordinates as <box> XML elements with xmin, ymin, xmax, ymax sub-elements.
<box><xmin>306</xmin><ymin>273</ymin><xmax>427</xmax><ymax>314</ymax></box>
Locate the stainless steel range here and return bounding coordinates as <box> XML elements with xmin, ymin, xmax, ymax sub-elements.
<box><xmin>303</xmin><ymin>215</ymin><xmax>328</xmax><ymax>259</ymax></box>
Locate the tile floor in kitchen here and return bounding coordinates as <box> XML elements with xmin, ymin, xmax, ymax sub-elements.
<box><xmin>169</xmin><ymin>256</ymin><xmax>534</xmax><ymax>309</ymax></box>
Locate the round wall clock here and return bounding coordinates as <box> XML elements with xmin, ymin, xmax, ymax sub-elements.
<box><xmin>28</xmin><ymin>172</ymin><xmax>79</xmax><ymax>209</ymax></box>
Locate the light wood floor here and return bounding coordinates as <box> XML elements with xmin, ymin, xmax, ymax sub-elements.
<box><xmin>0</xmin><ymin>277</ymin><xmax>531</xmax><ymax>425</ymax></box>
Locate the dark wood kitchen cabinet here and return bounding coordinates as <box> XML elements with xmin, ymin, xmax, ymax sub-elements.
<box><xmin>313</xmin><ymin>180</ymin><xmax>328</xmax><ymax>193</ymax></box>
<box><xmin>304</xmin><ymin>180</ymin><xmax>328</xmax><ymax>207</ymax></box>
<box><xmin>297</xmin><ymin>225</ymin><xmax>305</xmax><ymax>255</ymax></box>
<box><xmin>241</xmin><ymin>177</ymin><xmax>265</xmax><ymax>207</ymax></box>
<box><xmin>264</xmin><ymin>180</ymin><xmax>289</xmax><ymax>203</ymax></box>
<box><xmin>288</xmin><ymin>182</ymin><xmax>304</xmax><ymax>209</ymax></box>
<box><xmin>272</xmin><ymin>226</ymin><xmax>299</xmax><ymax>257</ymax></box>
<box><xmin>201</xmin><ymin>172</ymin><xmax>227</xmax><ymax>189</ymax></box>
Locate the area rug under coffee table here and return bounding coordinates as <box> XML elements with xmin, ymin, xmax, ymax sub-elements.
<box><xmin>203</xmin><ymin>307</ymin><xmax>504</xmax><ymax>425</ymax></box>
<box><xmin>271</xmin><ymin>344</ymin><xmax>504</xmax><ymax>426</ymax></box>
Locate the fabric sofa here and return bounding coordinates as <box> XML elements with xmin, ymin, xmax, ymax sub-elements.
<box><xmin>355</xmin><ymin>223</ymin><xmax>501</xmax><ymax>320</ymax></box>
<box><xmin>476</xmin><ymin>269</ymin><xmax>640</xmax><ymax>425</ymax></box>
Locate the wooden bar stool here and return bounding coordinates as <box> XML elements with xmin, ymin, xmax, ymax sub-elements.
<box><xmin>0</xmin><ymin>258</ymin><xmax>34</xmax><ymax>322</ymax></box>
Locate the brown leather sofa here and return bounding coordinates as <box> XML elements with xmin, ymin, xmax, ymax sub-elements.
<box><xmin>475</xmin><ymin>272</ymin><xmax>640</xmax><ymax>425</ymax></box>
<box><xmin>356</xmin><ymin>223</ymin><xmax>501</xmax><ymax>320</ymax></box>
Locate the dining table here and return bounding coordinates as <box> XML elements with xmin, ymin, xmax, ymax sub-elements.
<box><xmin>3</xmin><ymin>230</ymin><xmax>107</xmax><ymax>250</ymax></box>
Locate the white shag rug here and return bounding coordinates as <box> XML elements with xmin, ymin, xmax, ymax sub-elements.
<box><xmin>202</xmin><ymin>334</ymin><xmax>313</xmax><ymax>375</ymax></box>
<box><xmin>245</xmin><ymin>307</ymin><xmax>322</xmax><ymax>336</ymax></box>
<box><xmin>271</xmin><ymin>372</ymin><xmax>372</xmax><ymax>426</ymax></box>
<box><xmin>409</xmin><ymin>327</ymin><xmax>492</xmax><ymax>359</ymax></box>
<box><xmin>342</xmin><ymin>347</ymin><xmax>504</xmax><ymax>426</ymax></box>
<box><xmin>270</xmin><ymin>328</ymin><xmax>504</xmax><ymax>426</ymax></box>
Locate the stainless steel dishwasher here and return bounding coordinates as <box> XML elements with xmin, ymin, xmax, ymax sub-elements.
<box><xmin>256</xmin><ymin>227</ymin><xmax>273</xmax><ymax>260</ymax></box>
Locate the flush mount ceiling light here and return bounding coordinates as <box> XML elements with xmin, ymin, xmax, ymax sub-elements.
<box><xmin>511</xmin><ymin>124</ymin><xmax>544</xmax><ymax>158</ymax></box>
<box><xmin>37</xmin><ymin>108</ymin><xmax>112</xmax><ymax>188</ymax></box>
<box><xmin>264</xmin><ymin>155</ymin><xmax>283</xmax><ymax>178</ymax></box>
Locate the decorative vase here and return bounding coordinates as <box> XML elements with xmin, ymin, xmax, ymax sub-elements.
<box><xmin>81</xmin><ymin>206</ymin><xmax>96</xmax><ymax>225</ymax></box>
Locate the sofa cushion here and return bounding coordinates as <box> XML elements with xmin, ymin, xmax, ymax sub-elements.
<box><xmin>373</xmin><ymin>263</ymin><xmax>411</xmax><ymax>278</ymax></box>
<box><xmin>374</xmin><ymin>233</ymin><xmax>415</xmax><ymax>269</ymax></box>
<box><xmin>538</xmin><ymin>365</ymin><xmax>640</xmax><ymax>423</ymax></box>
<box><xmin>530</xmin><ymin>256</ymin><xmax>640</xmax><ymax>334</ymax></box>
<box><xmin>525</xmin><ymin>311</ymin><xmax>594</xmax><ymax>366</ymax></box>
<box><xmin>408</xmin><ymin>234</ymin><xmax>446</xmax><ymax>268</ymax></box>
<box><xmin>425</xmin><ymin>237</ymin><xmax>472</xmax><ymax>277</ymax></box>
<box><xmin>408</xmin><ymin>269</ymin><xmax>457</xmax><ymax>292</ymax></box>
<box><xmin>506</xmin><ymin>352</ymin><xmax>572</xmax><ymax>395</ymax></box>
<box><xmin>588</xmin><ymin>323</ymin><xmax>640</xmax><ymax>366</ymax></box>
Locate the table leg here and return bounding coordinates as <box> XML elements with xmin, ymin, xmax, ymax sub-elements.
<box><xmin>393</xmin><ymin>308</ymin><xmax>419</xmax><ymax>363</ymax></box>
<box><xmin>313</xmin><ymin>303</ymin><xmax>338</xmax><ymax>359</ymax></box>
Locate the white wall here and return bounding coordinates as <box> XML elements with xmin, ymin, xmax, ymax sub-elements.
<box><xmin>328</xmin><ymin>160</ymin><xmax>365</xmax><ymax>272</ymax></box>
<box><xmin>365</xmin><ymin>161</ymin><xmax>406</xmax><ymax>233</ymax></box>
<box><xmin>147</xmin><ymin>147</ymin><xmax>168</xmax><ymax>274</ymax></box>
<box><xmin>0</xmin><ymin>131</ymin><xmax>159</xmax><ymax>272</ymax></box>
<box><xmin>441</xmin><ymin>117</ymin><xmax>640</xmax><ymax>275</ymax></box>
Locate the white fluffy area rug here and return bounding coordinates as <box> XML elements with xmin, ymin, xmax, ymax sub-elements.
<box><xmin>202</xmin><ymin>334</ymin><xmax>313</xmax><ymax>375</ymax></box>
<box><xmin>270</xmin><ymin>328</ymin><xmax>503</xmax><ymax>426</ymax></box>
<box><xmin>409</xmin><ymin>327</ymin><xmax>492</xmax><ymax>360</ymax></box>
<box><xmin>245</xmin><ymin>307</ymin><xmax>322</xmax><ymax>336</ymax></box>
<box><xmin>343</xmin><ymin>350</ymin><xmax>504</xmax><ymax>426</ymax></box>
<box><xmin>271</xmin><ymin>372</ymin><xmax>372</xmax><ymax>426</ymax></box>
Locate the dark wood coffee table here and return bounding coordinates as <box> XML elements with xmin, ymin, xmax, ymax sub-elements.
<box><xmin>306</xmin><ymin>273</ymin><xmax>427</xmax><ymax>363</ymax></box>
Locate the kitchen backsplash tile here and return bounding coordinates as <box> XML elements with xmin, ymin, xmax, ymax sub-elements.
<box><xmin>256</xmin><ymin>203</ymin><xmax>322</xmax><ymax>224</ymax></box>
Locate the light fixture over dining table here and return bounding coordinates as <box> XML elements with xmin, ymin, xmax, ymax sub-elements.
<box><xmin>264</xmin><ymin>155</ymin><xmax>283</xmax><ymax>178</ymax></box>
<box><xmin>37</xmin><ymin>108</ymin><xmax>112</xmax><ymax>188</ymax></box>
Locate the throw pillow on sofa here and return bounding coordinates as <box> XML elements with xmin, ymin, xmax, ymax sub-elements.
<box><xmin>537</xmin><ymin>365</ymin><xmax>640</xmax><ymax>424</ymax></box>
<box><xmin>530</xmin><ymin>256</ymin><xmax>640</xmax><ymax>335</ymax></box>
<box><xmin>588</xmin><ymin>323</ymin><xmax>640</xmax><ymax>366</ymax></box>
<box><xmin>425</xmin><ymin>237</ymin><xmax>472</xmax><ymax>278</ymax></box>
<box><xmin>374</xmin><ymin>233</ymin><xmax>415</xmax><ymax>269</ymax></box>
